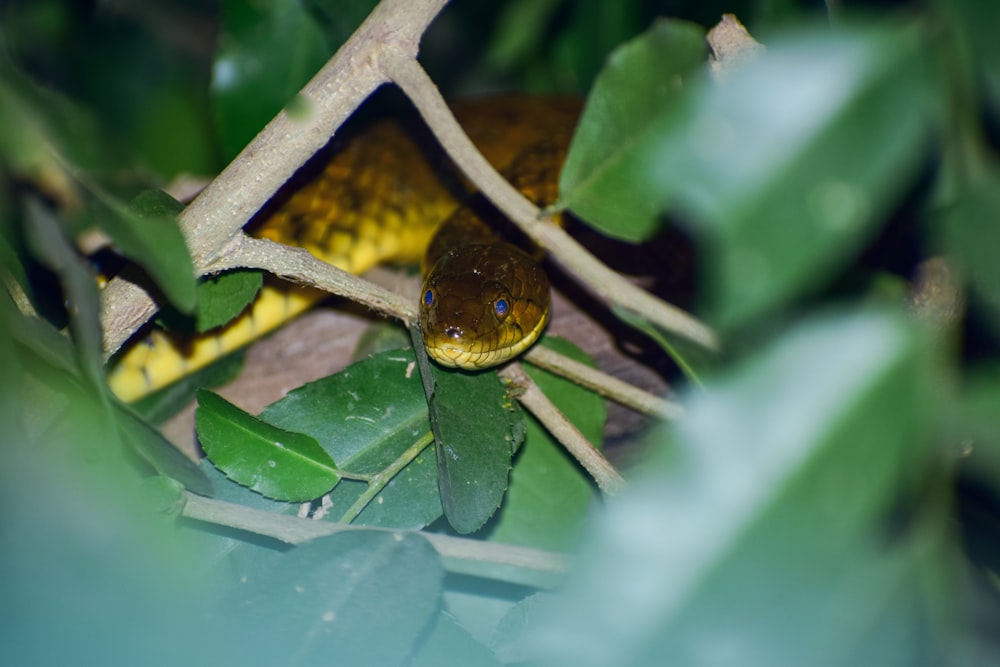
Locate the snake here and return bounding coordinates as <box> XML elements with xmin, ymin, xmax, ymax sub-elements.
<box><xmin>108</xmin><ymin>96</ymin><xmax>581</xmax><ymax>402</ymax></box>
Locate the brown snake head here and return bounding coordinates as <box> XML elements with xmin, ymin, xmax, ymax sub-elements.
<box><xmin>419</xmin><ymin>242</ymin><xmax>550</xmax><ymax>369</ymax></box>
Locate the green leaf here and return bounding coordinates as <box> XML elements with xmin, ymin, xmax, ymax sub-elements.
<box><xmin>0</xmin><ymin>55</ymin><xmax>131</xmax><ymax>189</ymax></box>
<box><xmin>260</xmin><ymin>349</ymin><xmax>442</xmax><ymax>528</ymax></box>
<box><xmin>951</xmin><ymin>0</ymin><xmax>1000</xmax><ymax>109</ymax></box>
<box><xmin>116</xmin><ymin>404</ymin><xmax>212</xmax><ymax>496</ymax></box>
<box><xmin>558</xmin><ymin>18</ymin><xmax>708</xmax><ymax>240</ymax></box>
<box><xmin>612</xmin><ymin>306</ymin><xmax>715</xmax><ymax>388</ymax></box>
<box><xmin>664</xmin><ymin>24</ymin><xmax>931</xmax><ymax>328</ymax></box>
<box><xmin>411</xmin><ymin>611</ymin><xmax>502</xmax><ymax>667</ymax></box>
<box><xmin>22</xmin><ymin>197</ymin><xmax>105</xmax><ymax>392</ymax></box>
<box><xmin>430</xmin><ymin>363</ymin><xmax>525</xmax><ymax>534</ymax></box>
<box><xmin>196</xmin><ymin>389</ymin><xmax>340</xmax><ymax>501</ymax></box>
<box><xmin>97</xmin><ymin>189</ymin><xmax>197</xmax><ymax>313</ymax></box>
<box><xmin>218</xmin><ymin>530</ymin><xmax>443</xmax><ymax>666</ymax></box>
<box><xmin>525</xmin><ymin>310</ymin><xmax>951</xmax><ymax>666</ymax></box>
<box><xmin>936</xmin><ymin>169</ymin><xmax>1000</xmax><ymax>334</ymax></box>
<box><xmin>158</xmin><ymin>270</ymin><xmax>263</xmax><ymax>333</ymax></box>
<box><xmin>212</xmin><ymin>0</ymin><xmax>330</xmax><ymax>160</ymax></box>
<box><xmin>487</xmin><ymin>337</ymin><xmax>604</xmax><ymax>551</ymax></box>
<box><xmin>141</xmin><ymin>184</ymin><xmax>258</xmax><ymax>331</ymax></box>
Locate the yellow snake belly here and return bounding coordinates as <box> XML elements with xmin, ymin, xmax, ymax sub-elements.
<box><xmin>108</xmin><ymin>96</ymin><xmax>581</xmax><ymax>402</ymax></box>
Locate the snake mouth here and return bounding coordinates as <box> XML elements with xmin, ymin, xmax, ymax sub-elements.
<box><xmin>424</xmin><ymin>307</ymin><xmax>550</xmax><ymax>370</ymax></box>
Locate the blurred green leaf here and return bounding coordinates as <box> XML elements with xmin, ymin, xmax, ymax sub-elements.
<box><xmin>950</xmin><ymin>0</ymin><xmax>1000</xmax><ymax>109</ymax></box>
<box><xmin>212</xmin><ymin>0</ymin><xmax>330</xmax><ymax>159</ymax></box>
<box><xmin>105</xmin><ymin>189</ymin><xmax>198</xmax><ymax>312</ymax></box>
<box><xmin>307</xmin><ymin>0</ymin><xmax>380</xmax><ymax>46</ymax></box>
<box><xmin>116</xmin><ymin>404</ymin><xmax>212</xmax><ymax>496</ymax></box>
<box><xmin>937</xmin><ymin>168</ymin><xmax>1000</xmax><ymax>334</ymax></box>
<box><xmin>558</xmin><ymin>18</ymin><xmax>707</xmax><ymax>240</ymax></box>
<box><xmin>0</xmin><ymin>425</ymin><xmax>220</xmax><ymax>667</ymax></box>
<box><xmin>663</xmin><ymin>24</ymin><xmax>932</xmax><ymax>328</ymax></box>
<box><xmin>22</xmin><ymin>197</ymin><xmax>106</xmax><ymax>392</ymax></box>
<box><xmin>217</xmin><ymin>530</ymin><xmax>443</xmax><ymax>666</ymax></box>
<box><xmin>429</xmin><ymin>361</ymin><xmax>525</xmax><ymax>534</ymax></box>
<box><xmin>260</xmin><ymin>348</ymin><xmax>442</xmax><ymax>528</ymax></box>
<box><xmin>196</xmin><ymin>389</ymin><xmax>340</xmax><ymax>501</ymax></box>
<box><xmin>411</xmin><ymin>611</ymin><xmax>502</xmax><ymax>667</ymax></box>
<box><xmin>0</xmin><ymin>55</ymin><xmax>132</xmax><ymax>191</ymax></box>
<box><xmin>524</xmin><ymin>310</ymin><xmax>951</xmax><ymax>666</ymax></box>
<box><xmin>487</xmin><ymin>337</ymin><xmax>603</xmax><ymax>551</ymax></box>
<box><xmin>137</xmin><ymin>475</ymin><xmax>187</xmax><ymax>516</ymax></box>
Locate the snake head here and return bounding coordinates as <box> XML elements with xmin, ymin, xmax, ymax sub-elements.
<box><xmin>419</xmin><ymin>242</ymin><xmax>550</xmax><ymax>370</ymax></box>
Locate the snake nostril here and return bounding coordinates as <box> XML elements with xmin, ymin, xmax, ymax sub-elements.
<box><xmin>444</xmin><ymin>326</ymin><xmax>462</xmax><ymax>339</ymax></box>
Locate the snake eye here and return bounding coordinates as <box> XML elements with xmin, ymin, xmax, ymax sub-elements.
<box><xmin>423</xmin><ymin>288</ymin><xmax>434</xmax><ymax>307</ymax></box>
<box><xmin>494</xmin><ymin>297</ymin><xmax>509</xmax><ymax>319</ymax></box>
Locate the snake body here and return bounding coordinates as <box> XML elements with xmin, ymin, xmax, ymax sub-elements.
<box><xmin>108</xmin><ymin>96</ymin><xmax>580</xmax><ymax>402</ymax></box>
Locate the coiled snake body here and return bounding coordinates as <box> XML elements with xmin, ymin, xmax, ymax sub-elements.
<box><xmin>109</xmin><ymin>96</ymin><xmax>580</xmax><ymax>402</ymax></box>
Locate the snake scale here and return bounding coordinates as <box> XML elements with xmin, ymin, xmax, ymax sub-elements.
<box><xmin>108</xmin><ymin>96</ymin><xmax>581</xmax><ymax>402</ymax></box>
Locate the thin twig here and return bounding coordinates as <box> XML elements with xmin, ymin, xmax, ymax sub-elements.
<box><xmin>100</xmin><ymin>0</ymin><xmax>451</xmax><ymax>359</ymax></box>
<box><xmin>500</xmin><ymin>362</ymin><xmax>626</xmax><ymax>495</ymax></box>
<box><xmin>339</xmin><ymin>431</ymin><xmax>435</xmax><ymax>523</ymax></box>
<box><xmin>523</xmin><ymin>345</ymin><xmax>684</xmax><ymax>420</ymax></box>
<box><xmin>385</xmin><ymin>54</ymin><xmax>720</xmax><ymax>353</ymax></box>
<box><xmin>181</xmin><ymin>491</ymin><xmax>569</xmax><ymax>588</ymax></box>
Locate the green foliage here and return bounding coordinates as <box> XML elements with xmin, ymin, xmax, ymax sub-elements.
<box><xmin>559</xmin><ymin>18</ymin><xmax>708</xmax><ymax>240</ymax></box>
<box><xmin>259</xmin><ymin>348</ymin><xmax>442</xmax><ymax>528</ymax></box>
<box><xmin>428</xmin><ymin>356</ymin><xmax>525</xmax><ymax>534</ymax></box>
<box><xmin>196</xmin><ymin>389</ymin><xmax>341</xmax><ymax>501</ymax></box>
<box><xmin>158</xmin><ymin>268</ymin><xmax>263</xmax><ymax>333</ymax></box>
<box><xmin>2</xmin><ymin>1</ymin><xmax>1000</xmax><ymax>666</ymax></box>
<box><xmin>513</xmin><ymin>311</ymin><xmax>950</xmax><ymax>666</ymax></box>
<box><xmin>218</xmin><ymin>530</ymin><xmax>444</xmax><ymax>665</ymax></box>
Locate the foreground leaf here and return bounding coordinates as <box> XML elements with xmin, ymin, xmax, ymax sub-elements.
<box><xmin>936</xmin><ymin>169</ymin><xmax>1000</xmax><ymax>334</ymax></box>
<box><xmin>411</xmin><ymin>611</ymin><xmax>501</xmax><ymax>667</ymax></box>
<box><xmin>196</xmin><ymin>390</ymin><xmax>340</xmax><ymax>501</ymax></box>
<box><xmin>98</xmin><ymin>188</ymin><xmax>197</xmax><ymax>313</ymax></box>
<box><xmin>521</xmin><ymin>310</ymin><xmax>954</xmax><ymax>666</ymax></box>
<box><xmin>218</xmin><ymin>530</ymin><xmax>443</xmax><ymax>666</ymax></box>
<box><xmin>662</xmin><ymin>24</ymin><xmax>932</xmax><ymax>328</ymax></box>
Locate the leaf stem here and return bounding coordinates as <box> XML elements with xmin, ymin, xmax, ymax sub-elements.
<box><xmin>339</xmin><ymin>431</ymin><xmax>435</xmax><ymax>523</ymax></box>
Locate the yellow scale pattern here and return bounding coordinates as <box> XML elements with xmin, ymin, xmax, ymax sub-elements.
<box><xmin>108</xmin><ymin>97</ymin><xmax>581</xmax><ymax>402</ymax></box>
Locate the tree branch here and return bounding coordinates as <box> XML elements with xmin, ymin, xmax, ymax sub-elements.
<box><xmin>384</xmin><ymin>54</ymin><xmax>720</xmax><ymax>353</ymax></box>
<box><xmin>100</xmin><ymin>0</ymin><xmax>451</xmax><ymax>359</ymax></box>
<box><xmin>500</xmin><ymin>362</ymin><xmax>626</xmax><ymax>495</ymax></box>
<box><xmin>212</xmin><ymin>235</ymin><xmax>416</xmax><ymax>322</ymax></box>
<box><xmin>181</xmin><ymin>491</ymin><xmax>569</xmax><ymax>589</ymax></box>
<box><xmin>523</xmin><ymin>345</ymin><xmax>684</xmax><ymax>420</ymax></box>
